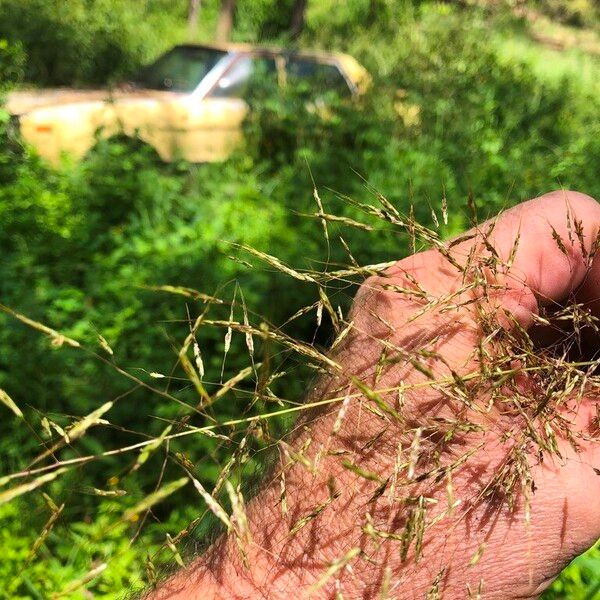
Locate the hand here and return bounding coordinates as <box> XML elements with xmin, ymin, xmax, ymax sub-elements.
<box><xmin>149</xmin><ymin>190</ymin><xmax>600</xmax><ymax>599</ymax></box>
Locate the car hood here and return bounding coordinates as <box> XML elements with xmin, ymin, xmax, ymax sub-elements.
<box><xmin>5</xmin><ymin>88</ymin><xmax>184</xmax><ymax>116</ymax></box>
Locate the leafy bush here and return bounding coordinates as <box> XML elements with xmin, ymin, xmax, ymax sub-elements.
<box><xmin>0</xmin><ymin>498</ymin><xmax>156</xmax><ymax>599</ymax></box>
<box><xmin>544</xmin><ymin>542</ymin><xmax>600</xmax><ymax>599</ymax></box>
<box><xmin>0</xmin><ymin>38</ymin><xmax>24</xmax><ymax>89</ymax></box>
<box><xmin>244</xmin><ymin>7</ymin><xmax>600</xmax><ymax>229</ymax></box>
<box><xmin>0</xmin><ymin>0</ymin><xmax>183</xmax><ymax>85</ymax></box>
<box><xmin>0</xmin><ymin>128</ymin><xmax>311</xmax><ymax>597</ymax></box>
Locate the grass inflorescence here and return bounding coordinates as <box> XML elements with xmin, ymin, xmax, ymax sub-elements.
<box><xmin>2</xmin><ymin>188</ymin><xmax>599</xmax><ymax>598</ymax></box>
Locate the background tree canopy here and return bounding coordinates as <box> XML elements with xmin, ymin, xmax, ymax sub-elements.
<box><xmin>0</xmin><ymin>0</ymin><xmax>599</xmax><ymax>597</ymax></box>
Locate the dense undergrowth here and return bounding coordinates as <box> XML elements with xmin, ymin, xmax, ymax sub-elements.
<box><xmin>0</xmin><ymin>1</ymin><xmax>600</xmax><ymax>597</ymax></box>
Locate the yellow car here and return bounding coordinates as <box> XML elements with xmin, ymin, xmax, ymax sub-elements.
<box><xmin>6</xmin><ymin>43</ymin><xmax>369</xmax><ymax>165</ymax></box>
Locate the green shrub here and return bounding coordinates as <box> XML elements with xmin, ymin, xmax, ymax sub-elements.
<box><xmin>0</xmin><ymin>0</ymin><xmax>183</xmax><ymax>86</ymax></box>
<box><xmin>0</xmin><ymin>38</ymin><xmax>24</xmax><ymax>89</ymax></box>
<box><xmin>0</xmin><ymin>497</ymin><xmax>166</xmax><ymax>599</ymax></box>
<box><xmin>544</xmin><ymin>542</ymin><xmax>600</xmax><ymax>599</ymax></box>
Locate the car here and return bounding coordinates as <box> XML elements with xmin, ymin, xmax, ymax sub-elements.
<box><xmin>5</xmin><ymin>43</ymin><xmax>370</xmax><ymax>165</ymax></box>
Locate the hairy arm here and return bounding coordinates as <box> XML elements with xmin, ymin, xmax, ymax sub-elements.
<box><xmin>148</xmin><ymin>191</ymin><xmax>600</xmax><ymax>599</ymax></box>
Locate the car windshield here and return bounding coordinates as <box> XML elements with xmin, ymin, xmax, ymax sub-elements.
<box><xmin>132</xmin><ymin>47</ymin><xmax>227</xmax><ymax>92</ymax></box>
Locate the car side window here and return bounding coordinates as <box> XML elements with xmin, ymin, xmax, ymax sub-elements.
<box><xmin>209</xmin><ymin>55</ymin><xmax>277</xmax><ymax>99</ymax></box>
<box><xmin>285</xmin><ymin>57</ymin><xmax>351</xmax><ymax>96</ymax></box>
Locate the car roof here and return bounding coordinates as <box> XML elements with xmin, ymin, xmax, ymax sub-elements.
<box><xmin>178</xmin><ymin>41</ymin><xmax>340</xmax><ymax>60</ymax></box>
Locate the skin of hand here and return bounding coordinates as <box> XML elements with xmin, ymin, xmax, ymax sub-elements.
<box><xmin>148</xmin><ymin>190</ymin><xmax>600</xmax><ymax>599</ymax></box>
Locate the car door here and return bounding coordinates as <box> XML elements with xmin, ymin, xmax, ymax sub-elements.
<box><xmin>284</xmin><ymin>55</ymin><xmax>353</xmax><ymax>100</ymax></box>
<box><xmin>177</xmin><ymin>53</ymin><xmax>279</xmax><ymax>162</ymax></box>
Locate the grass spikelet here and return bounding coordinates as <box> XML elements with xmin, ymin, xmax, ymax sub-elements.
<box><xmin>441</xmin><ymin>195</ymin><xmax>448</xmax><ymax>226</ymax></box>
<box><xmin>241</xmin><ymin>295</ymin><xmax>255</xmax><ymax>361</ymax></box>
<box><xmin>21</xmin><ymin>499</ymin><xmax>65</xmax><ymax>566</ymax></box>
<box><xmin>399</xmin><ymin>495</ymin><xmax>427</xmax><ymax>562</ymax></box>
<box><xmin>351</xmin><ymin>377</ymin><xmax>403</xmax><ymax>422</ymax></box>
<box><xmin>425</xmin><ymin>568</ymin><xmax>445</xmax><ymax>600</ymax></box>
<box><xmin>332</xmin><ymin>393</ymin><xmax>351</xmax><ymax>434</ymax></box>
<box><xmin>165</xmin><ymin>533</ymin><xmax>185</xmax><ymax>567</ymax></box>
<box><xmin>306</xmin><ymin>547</ymin><xmax>361</xmax><ymax>595</ymax></box>
<box><xmin>189</xmin><ymin>475</ymin><xmax>233</xmax><ymax>532</ymax></box>
<box><xmin>550</xmin><ymin>225</ymin><xmax>569</xmax><ymax>256</ymax></box>
<box><xmin>97</xmin><ymin>333</ymin><xmax>114</xmax><ymax>356</ymax></box>
<box><xmin>133</xmin><ymin>425</ymin><xmax>172</xmax><ymax>471</ymax></box>
<box><xmin>51</xmin><ymin>563</ymin><xmax>108</xmax><ymax>599</ymax></box>
<box><xmin>221</xmin><ymin>287</ymin><xmax>237</xmax><ymax>380</ymax></box>
<box><xmin>121</xmin><ymin>478</ymin><xmax>188</xmax><ymax>523</ymax></box>
<box><xmin>290</xmin><ymin>490</ymin><xmax>340</xmax><ymax>536</ymax></box>
<box><xmin>144</xmin><ymin>284</ymin><xmax>223</xmax><ymax>304</ymax></box>
<box><xmin>67</xmin><ymin>401</ymin><xmax>114</xmax><ymax>441</ymax></box>
<box><xmin>236</xmin><ymin>244</ymin><xmax>317</xmax><ymax>283</ymax></box>
<box><xmin>313</xmin><ymin>184</ymin><xmax>330</xmax><ymax>245</ymax></box>
<box><xmin>31</xmin><ymin>402</ymin><xmax>114</xmax><ymax>466</ymax></box>
<box><xmin>179</xmin><ymin>349</ymin><xmax>210</xmax><ymax>405</ymax></box>
<box><xmin>211</xmin><ymin>364</ymin><xmax>258</xmax><ymax>405</ymax></box>
<box><xmin>342</xmin><ymin>459</ymin><xmax>384</xmax><ymax>484</ymax></box>
<box><xmin>225</xmin><ymin>480</ymin><xmax>251</xmax><ymax>563</ymax></box>
<box><xmin>0</xmin><ymin>468</ymin><xmax>68</xmax><ymax>506</ymax></box>
<box><xmin>466</xmin><ymin>579</ymin><xmax>484</xmax><ymax>599</ymax></box>
<box><xmin>304</xmin><ymin>211</ymin><xmax>375</xmax><ymax>231</ymax></box>
<box><xmin>330</xmin><ymin>320</ymin><xmax>355</xmax><ymax>352</ymax></box>
<box><xmin>91</xmin><ymin>488</ymin><xmax>127</xmax><ymax>497</ymax></box>
<box><xmin>318</xmin><ymin>286</ymin><xmax>340</xmax><ymax>333</ymax></box>
<box><xmin>469</xmin><ymin>543</ymin><xmax>486</xmax><ymax>566</ymax></box>
<box><xmin>0</xmin><ymin>304</ymin><xmax>80</xmax><ymax>348</ymax></box>
<box><xmin>0</xmin><ymin>388</ymin><xmax>23</xmax><ymax>419</ymax></box>
<box><xmin>279</xmin><ymin>471</ymin><xmax>288</xmax><ymax>516</ymax></box>
<box><xmin>407</xmin><ymin>428</ymin><xmax>422</xmax><ymax>480</ymax></box>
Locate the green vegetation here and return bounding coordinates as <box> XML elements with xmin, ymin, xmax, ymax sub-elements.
<box><xmin>0</xmin><ymin>1</ymin><xmax>599</xmax><ymax>597</ymax></box>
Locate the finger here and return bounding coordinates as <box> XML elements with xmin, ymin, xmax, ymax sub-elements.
<box><xmin>461</xmin><ymin>189</ymin><xmax>600</xmax><ymax>327</ymax></box>
<box><xmin>350</xmin><ymin>190</ymin><xmax>600</xmax><ymax>376</ymax></box>
<box><xmin>378</xmin><ymin>190</ymin><xmax>600</xmax><ymax>330</ymax></box>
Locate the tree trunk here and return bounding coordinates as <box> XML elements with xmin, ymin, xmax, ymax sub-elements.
<box><xmin>188</xmin><ymin>0</ymin><xmax>201</xmax><ymax>37</ymax></box>
<box><xmin>215</xmin><ymin>0</ymin><xmax>236</xmax><ymax>42</ymax></box>
<box><xmin>290</xmin><ymin>0</ymin><xmax>307</xmax><ymax>40</ymax></box>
